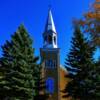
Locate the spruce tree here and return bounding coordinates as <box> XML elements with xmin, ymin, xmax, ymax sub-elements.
<box><xmin>33</xmin><ymin>65</ymin><xmax>49</xmax><ymax>100</ymax></box>
<box><xmin>63</xmin><ymin>26</ymin><xmax>97</xmax><ymax>100</ymax></box>
<box><xmin>94</xmin><ymin>58</ymin><xmax>100</xmax><ymax>98</ymax></box>
<box><xmin>0</xmin><ymin>25</ymin><xmax>38</xmax><ymax>99</ymax></box>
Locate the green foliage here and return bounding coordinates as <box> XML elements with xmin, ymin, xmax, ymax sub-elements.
<box><xmin>33</xmin><ymin>65</ymin><xmax>49</xmax><ymax>100</ymax></box>
<box><xmin>63</xmin><ymin>26</ymin><xmax>100</xmax><ymax>100</ymax></box>
<box><xmin>0</xmin><ymin>25</ymin><xmax>38</xmax><ymax>99</ymax></box>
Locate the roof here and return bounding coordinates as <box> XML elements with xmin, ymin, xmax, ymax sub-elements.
<box><xmin>60</xmin><ymin>65</ymin><xmax>68</xmax><ymax>73</ymax></box>
<box><xmin>44</xmin><ymin>9</ymin><xmax>56</xmax><ymax>33</ymax></box>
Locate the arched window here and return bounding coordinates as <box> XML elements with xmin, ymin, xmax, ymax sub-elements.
<box><xmin>48</xmin><ymin>35</ymin><xmax>52</xmax><ymax>44</ymax></box>
<box><xmin>46</xmin><ymin>78</ymin><xmax>54</xmax><ymax>94</ymax></box>
<box><xmin>54</xmin><ymin>36</ymin><xmax>56</xmax><ymax>44</ymax></box>
<box><xmin>45</xmin><ymin>60</ymin><xmax>56</xmax><ymax>68</ymax></box>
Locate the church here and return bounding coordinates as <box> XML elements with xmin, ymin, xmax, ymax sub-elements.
<box><xmin>40</xmin><ymin>8</ymin><xmax>70</xmax><ymax>100</ymax></box>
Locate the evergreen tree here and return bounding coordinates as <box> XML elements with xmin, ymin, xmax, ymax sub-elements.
<box><xmin>0</xmin><ymin>25</ymin><xmax>38</xmax><ymax>99</ymax></box>
<box><xmin>63</xmin><ymin>26</ymin><xmax>98</xmax><ymax>100</ymax></box>
<box><xmin>94</xmin><ymin>58</ymin><xmax>100</xmax><ymax>98</ymax></box>
<box><xmin>33</xmin><ymin>65</ymin><xmax>49</xmax><ymax>100</ymax></box>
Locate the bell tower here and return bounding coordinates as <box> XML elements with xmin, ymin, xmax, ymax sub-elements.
<box><xmin>43</xmin><ymin>9</ymin><xmax>58</xmax><ymax>48</ymax></box>
<box><xmin>40</xmin><ymin>8</ymin><xmax>60</xmax><ymax>100</ymax></box>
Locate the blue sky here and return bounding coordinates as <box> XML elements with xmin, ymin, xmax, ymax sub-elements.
<box><xmin>0</xmin><ymin>0</ymin><xmax>99</xmax><ymax>65</ymax></box>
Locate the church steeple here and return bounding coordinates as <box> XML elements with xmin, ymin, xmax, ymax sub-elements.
<box><xmin>40</xmin><ymin>7</ymin><xmax>60</xmax><ymax>100</ymax></box>
<box><xmin>43</xmin><ymin>9</ymin><xmax>58</xmax><ymax>48</ymax></box>
<box><xmin>45</xmin><ymin>9</ymin><xmax>56</xmax><ymax>33</ymax></box>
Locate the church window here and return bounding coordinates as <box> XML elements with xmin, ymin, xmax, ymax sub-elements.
<box><xmin>53</xmin><ymin>60</ymin><xmax>56</xmax><ymax>67</ymax></box>
<box><xmin>54</xmin><ymin>36</ymin><xmax>56</xmax><ymax>44</ymax></box>
<box><xmin>48</xmin><ymin>35</ymin><xmax>52</xmax><ymax>44</ymax></box>
<box><xmin>45</xmin><ymin>60</ymin><xmax>56</xmax><ymax>68</ymax></box>
<box><xmin>46</xmin><ymin>78</ymin><xmax>54</xmax><ymax>94</ymax></box>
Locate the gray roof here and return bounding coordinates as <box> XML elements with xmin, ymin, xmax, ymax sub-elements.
<box><xmin>45</xmin><ymin>9</ymin><xmax>56</xmax><ymax>33</ymax></box>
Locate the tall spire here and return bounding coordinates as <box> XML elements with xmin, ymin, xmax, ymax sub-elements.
<box><xmin>43</xmin><ymin>8</ymin><xmax>58</xmax><ymax>48</ymax></box>
<box><xmin>45</xmin><ymin>8</ymin><xmax>57</xmax><ymax>33</ymax></box>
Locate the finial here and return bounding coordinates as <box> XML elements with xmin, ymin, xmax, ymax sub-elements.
<box><xmin>48</xmin><ymin>4</ymin><xmax>51</xmax><ymax>10</ymax></box>
<box><xmin>48</xmin><ymin>0</ymin><xmax>52</xmax><ymax>10</ymax></box>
